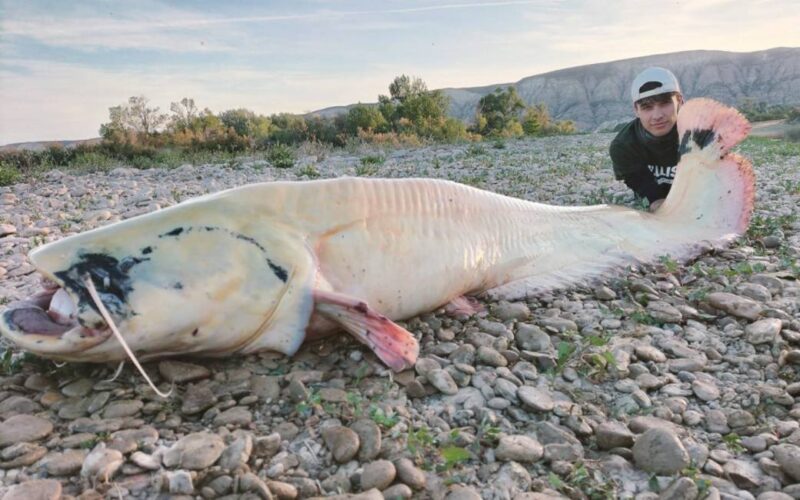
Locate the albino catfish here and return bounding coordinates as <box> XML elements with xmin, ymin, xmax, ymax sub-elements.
<box><xmin>0</xmin><ymin>99</ymin><xmax>753</xmax><ymax>377</ymax></box>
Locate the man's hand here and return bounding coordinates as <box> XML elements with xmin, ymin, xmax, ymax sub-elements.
<box><xmin>649</xmin><ymin>199</ymin><xmax>665</xmax><ymax>212</ymax></box>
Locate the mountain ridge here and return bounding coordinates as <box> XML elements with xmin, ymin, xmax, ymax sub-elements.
<box><xmin>312</xmin><ymin>47</ymin><xmax>800</xmax><ymax>131</ymax></box>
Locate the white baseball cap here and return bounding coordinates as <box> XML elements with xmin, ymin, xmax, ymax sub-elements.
<box><xmin>631</xmin><ymin>67</ymin><xmax>681</xmax><ymax>103</ymax></box>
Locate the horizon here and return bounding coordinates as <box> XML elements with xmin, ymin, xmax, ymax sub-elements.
<box><xmin>1</xmin><ymin>1</ymin><xmax>799</xmax><ymax>146</ymax></box>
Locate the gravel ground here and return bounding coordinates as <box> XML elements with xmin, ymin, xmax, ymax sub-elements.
<box><xmin>0</xmin><ymin>134</ymin><xmax>798</xmax><ymax>500</ymax></box>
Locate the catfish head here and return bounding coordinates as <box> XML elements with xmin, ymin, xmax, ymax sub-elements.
<box><xmin>0</xmin><ymin>191</ymin><xmax>316</xmax><ymax>363</ymax></box>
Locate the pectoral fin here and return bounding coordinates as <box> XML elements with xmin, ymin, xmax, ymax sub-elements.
<box><xmin>313</xmin><ymin>290</ymin><xmax>419</xmax><ymax>372</ymax></box>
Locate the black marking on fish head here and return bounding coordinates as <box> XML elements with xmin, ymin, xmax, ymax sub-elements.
<box><xmin>267</xmin><ymin>259</ymin><xmax>288</xmax><ymax>283</ymax></box>
<box><xmin>194</xmin><ymin>225</ymin><xmax>289</xmax><ymax>284</ymax></box>
<box><xmin>160</xmin><ymin>227</ymin><xmax>191</xmax><ymax>238</ymax></box>
<box><xmin>54</xmin><ymin>252</ymin><xmax>147</xmax><ymax>328</ymax></box>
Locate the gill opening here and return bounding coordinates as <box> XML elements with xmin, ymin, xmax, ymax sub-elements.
<box><xmin>83</xmin><ymin>274</ymin><xmax>173</xmax><ymax>398</ymax></box>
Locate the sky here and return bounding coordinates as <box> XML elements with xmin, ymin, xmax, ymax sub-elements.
<box><xmin>1</xmin><ymin>0</ymin><xmax>798</xmax><ymax>145</ymax></box>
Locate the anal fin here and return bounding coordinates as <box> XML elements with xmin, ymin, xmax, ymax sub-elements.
<box><xmin>444</xmin><ymin>295</ymin><xmax>485</xmax><ymax>317</ymax></box>
<box><xmin>313</xmin><ymin>290</ymin><xmax>419</xmax><ymax>372</ymax></box>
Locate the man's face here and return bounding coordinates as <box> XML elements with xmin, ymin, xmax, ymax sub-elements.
<box><xmin>634</xmin><ymin>94</ymin><xmax>683</xmax><ymax>137</ymax></box>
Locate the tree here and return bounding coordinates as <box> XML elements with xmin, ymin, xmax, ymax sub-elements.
<box><xmin>169</xmin><ymin>98</ymin><xmax>199</xmax><ymax>133</ymax></box>
<box><xmin>218</xmin><ymin>108</ymin><xmax>272</xmax><ymax>141</ymax></box>
<box><xmin>99</xmin><ymin>95</ymin><xmax>167</xmax><ymax>142</ymax></box>
<box><xmin>522</xmin><ymin>104</ymin><xmax>550</xmax><ymax>136</ymax></box>
<box><xmin>345</xmin><ymin>104</ymin><xmax>388</xmax><ymax>134</ymax></box>
<box><xmin>475</xmin><ymin>87</ymin><xmax>525</xmax><ymax>137</ymax></box>
<box><xmin>388</xmin><ymin>75</ymin><xmax>428</xmax><ymax>103</ymax></box>
<box><xmin>378</xmin><ymin>76</ymin><xmax>451</xmax><ymax>138</ymax></box>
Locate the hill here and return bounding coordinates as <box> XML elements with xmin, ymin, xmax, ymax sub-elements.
<box><xmin>312</xmin><ymin>47</ymin><xmax>800</xmax><ymax>131</ymax></box>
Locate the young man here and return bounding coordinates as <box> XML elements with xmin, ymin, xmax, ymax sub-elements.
<box><xmin>610</xmin><ymin>67</ymin><xmax>684</xmax><ymax>212</ymax></box>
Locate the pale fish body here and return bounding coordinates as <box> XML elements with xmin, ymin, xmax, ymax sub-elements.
<box><xmin>0</xmin><ymin>99</ymin><xmax>754</xmax><ymax>371</ymax></box>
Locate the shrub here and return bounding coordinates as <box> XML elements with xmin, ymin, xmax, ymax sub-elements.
<box><xmin>69</xmin><ymin>151</ymin><xmax>117</xmax><ymax>172</ymax></box>
<box><xmin>268</xmin><ymin>143</ymin><xmax>296</xmax><ymax>168</ymax></box>
<box><xmin>346</xmin><ymin>105</ymin><xmax>388</xmax><ymax>135</ymax></box>
<box><xmin>475</xmin><ymin>87</ymin><xmax>525</xmax><ymax>137</ymax></box>
<box><xmin>0</xmin><ymin>162</ymin><xmax>21</xmax><ymax>186</ymax></box>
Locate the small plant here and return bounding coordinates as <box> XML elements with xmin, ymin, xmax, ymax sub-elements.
<box><xmin>360</xmin><ymin>154</ymin><xmax>385</xmax><ymax>166</ymax></box>
<box><xmin>407</xmin><ymin>426</ymin><xmax>437</xmax><ymax>468</ymax></box>
<box><xmin>355</xmin><ymin>163</ymin><xmax>379</xmax><ymax>177</ymax></box>
<box><xmin>579</xmin><ymin>350</ymin><xmax>618</xmax><ymax>382</ymax></box>
<box><xmin>0</xmin><ymin>163</ymin><xmax>22</xmax><ymax>186</ymax></box>
<box><xmin>0</xmin><ymin>349</ymin><xmax>22</xmax><ymax>375</ymax></box>
<box><xmin>296</xmin><ymin>164</ymin><xmax>320</xmax><ymax>178</ymax></box>
<box><xmin>747</xmin><ymin>213</ymin><xmax>797</xmax><ymax>240</ymax></box>
<box><xmin>369</xmin><ymin>405</ymin><xmax>399</xmax><ymax>429</ymax></box>
<box><xmin>439</xmin><ymin>445</ymin><xmax>471</xmax><ymax>470</ymax></box>
<box><xmin>555</xmin><ymin>341</ymin><xmax>577</xmax><ymax>373</ymax></box>
<box><xmin>79</xmin><ymin>431</ymin><xmax>111</xmax><ymax>449</ymax></box>
<box><xmin>466</xmin><ymin>143</ymin><xmax>487</xmax><ymax>156</ymax></box>
<box><xmin>682</xmin><ymin>464</ymin><xmax>712</xmax><ymax>496</ymax></box>
<box><xmin>658</xmin><ymin>254</ymin><xmax>679</xmax><ymax>273</ymax></box>
<box><xmin>267</xmin><ymin>143</ymin><xmax>296</xmax><ymax>169</ymax></box>
<box><xmin>629</xmin><ymin>310</ymin><xmax>658</xmax><ymax>326</ymax></box>
<box><xmin>685</xmin><ymin>286</ymin><xmax>711</xmax><ymax>302</ymax></box>
<box><xmin>549</xmin><ymin>462</ymin><xmax>618</xmax><ymax>499</ymax></box>
<box><xmin>295</xmin><ymin>388</ymin><xmax>323</xmax><ymax>416</ymax></box>
<box><xmin>723</xmin><ymin>433</ymin><xmax>746</xmax><ymax>454</ymax></box>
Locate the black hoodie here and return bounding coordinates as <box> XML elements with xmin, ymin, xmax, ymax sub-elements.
<box><xmin>609</xmin><ymin>118</ymin><xmax>680</xmax><ymax>203</ymax></box>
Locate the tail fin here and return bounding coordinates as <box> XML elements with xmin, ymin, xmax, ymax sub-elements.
<box><xmin>658</xmin><ymin>98</ymin><xmax>754</xmax><ymax>236</ymax></box>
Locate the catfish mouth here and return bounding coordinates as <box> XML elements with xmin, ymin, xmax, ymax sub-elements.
<box><xmin>0</xmin><ymin>277</ymin><xmax>111</xmax><ymax>352</ymax></box>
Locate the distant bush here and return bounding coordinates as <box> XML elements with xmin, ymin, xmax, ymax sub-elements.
<box><xmin>785</xmin><ymin>126</ymin><xmax>800</xmax><ymax>143</ymax></box>
<box><xmin>69</xmin><ymin>151</ymin><xmax>117</xmax><ymax>172</ymax></box>
<box><xmin>346</xmin><ymin>104</ymin><xmax>388</xmax><ymax>135</ymax></box>
<box><xmin>267</xmin><ymin>143</ymin><xmax>296</xmax><ymax>168</ymax></box>
<box><xmin>0</xmin><ymin>162</ymin><xmax>22</xmax><ymax>186</ymax></box>
<box><xmin>475</xmin><ymin>87</ymin><xmax>525</xmax><ymax>137</ymax></box>
<box><xmin>739</xmin><ymin>99</ymin><xmax>800</xmax><ymax>122</ymax></box>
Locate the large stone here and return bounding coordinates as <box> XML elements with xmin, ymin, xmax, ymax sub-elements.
<box><xmin>351</xmin><ymin>419</ymin><xmax>382</xmax><ymax>461</ymax></box>
<box><xmin>495</xmin><ymin>435</ymin><xmax>544</xmax><ymax>462</ymax></box>
<box><xmin>395</xmin><ymin>457</ymin><xmax>426</xmax><ymax>490</ymax></box>
<box><xmin>491</xmin><ymin>301</ymin><xmax>530</xmax><ymax>321</ymax></box>
<box><xmin>0</xmin><ymin>396</ymin><xmax>40</xmax><ymax>417</ymax></box>
<box><xmin>41</xmin><ymin>449</ymin><xmax>88</xmax><ymax>476</ymax></box>
<box><xmin>427</xmin><ymin>369</ymin><xmax>459</xmax><ymax>395</ymax></box>
<box><xmin>706</xmin><ymin>292</ymin><xmax>764</xmax><ymax>320</ymax></box>
<box><xmin>321</xmin><ymin>426</ymin><xmax>360</xmax><ymax>463</ymax></box>
<box><xmin>1</xmin><ymin>479</ymin><xmax>61</xmax><ymax>500</ymax></box>
<box><xmin>0</xmin><ymin>414</ymin><xmax>53</xmax><ymax>447</ymax></box>
<box><xmin>218</xmin><ymin>433</ymin><xmax>253</xmax><ymax>471</ymax></box>
<box><xmin>81</xmin><ymin>444</ymin><xmax>123</xmax><ymax>483</ymax></box>
<box><xmin>596</xmin><ymin>421</ymin><xmax>635</xmax><ymax>450</ymax></box>
<box><xmin>632</xmin><ymin>428</ymin><xmax>690</xmax><ymax>475</ymax></box>
<box><xmin>516</xmin><ymin>324</ymin><xmax>552</xmax><ymax>352</ymax></box>
<box><xmin>723</xmin><ymin>459</ymin><xmax>764</xmax><ymax>489</ymax></box>
<box><xmin>159</xmin><ymin>360</ymin><xmax>211</xmax><ymax>383</ymax></box>
<box><xmin>647</xmin><ymin>301</ymin><xmax>683</xmax><ymax>323</ymax></box>
<box><xmin>772</xmin><ymin>444</ymin><xmax>800</xmax><ymax>482</ymax></box>
<box><xmin>162</xmin><ymin>432</ymin><xmax>225</xmax><ymax>469</ymax></box>
<box><xmin>213</xmin><ymin>406</ymin><xmax>252</xmax><ymax>426</ymax></box>
<box><xmin>360</xmin><ymin>459</ymin><xmax>396</xmax><ymax>491</ymax></box>
<box><xmin>745</xmin><ymin>318</ymin><xmax>782</xmax><ymax>344</ymax></box>
<box><xmin>517</xmin><ymin>386</ymin><xmax>554</xmax><ymax>412</ymax></box>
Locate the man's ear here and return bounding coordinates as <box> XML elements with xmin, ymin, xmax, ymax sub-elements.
<box><xmin>676</xmin><ymin>94</ymin><xmax>685</xmax><ymax>106</ymax></box>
